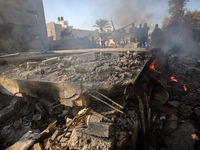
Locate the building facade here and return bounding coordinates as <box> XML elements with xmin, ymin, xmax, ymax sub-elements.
<box><xmin>46</xmin><ymin>17</ymin><xmax>98</xmax><ymax>42</ymax></box>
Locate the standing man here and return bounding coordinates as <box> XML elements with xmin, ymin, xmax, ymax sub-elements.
<box><xmin>129</xmin><ymin>23</ymin><xmax>137</xmax><ymax>43</ymax></box>
<box><xmin>151</xmin><ymin>24</ymin><xmax>162</xmax><ymax>48</ymax></box>
<box><xmin>137</xmin><ymin>24</ymin><xmax>143</xmax><ymax>48</ymax></box>
<box><xmin>142</xmin><ymin>23</ymin><xmax>150</xmax><ymax>47</ymax></box>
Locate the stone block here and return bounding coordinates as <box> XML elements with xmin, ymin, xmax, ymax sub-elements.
<box><xmin>42</xmin><ymin>57</ymin><xmax>58</xmax><ymax>65</ymax></box>
<box><xmin>76</xmin><ymin>52</ymin><xmax>97</xmax><ymax>61</ymax></box>
<box><xmin>85</xmin><ymin>122</ymin><xmax>113</xmax><ymax>138</ymax></box>
<box><xmin>68</xmin><ymin>127</ymin><xmax>113</xmax><ymax>150</ymax></box>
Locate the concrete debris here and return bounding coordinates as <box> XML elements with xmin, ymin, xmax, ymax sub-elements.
<box><xmin>84</xmin><ymin>122</ymin><xmax>113</xmax><ymax>138</ymax></box>
<box><xmin>68</xmin><ymin>127</ymin><xmax>113</xmax><ymax>150</ymax></box>
<box><xmin>2</xmin><ymin>49</ymin><xmax>200</xmax><ymax>150</ymax></box>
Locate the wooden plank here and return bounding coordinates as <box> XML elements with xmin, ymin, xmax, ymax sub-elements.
<box><xmin>7</xmin><ymin>131</ymin><xmax>41</xmax><ymax>150</ymax></box>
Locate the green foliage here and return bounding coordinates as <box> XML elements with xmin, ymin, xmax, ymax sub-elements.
<box><xmin>184</xmin><ymin>10</ymin><xmax>200</xmax><ymax>42</ymax></box>
<box><xmin>93</xmin><ymin>19</ymin><xmax>111</xmax><ymax>31</ymax></box>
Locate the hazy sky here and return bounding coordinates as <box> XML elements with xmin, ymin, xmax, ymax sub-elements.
<box><xmin>43</xmin><ymin>0</ymin><xmax>200</xmax><ymax>31</ymax></box>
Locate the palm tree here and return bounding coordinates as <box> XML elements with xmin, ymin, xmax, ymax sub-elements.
<box><xmin>93</xmin><ymin>19</ymin><xmax>111</xmax><ymax>31</ymax></box>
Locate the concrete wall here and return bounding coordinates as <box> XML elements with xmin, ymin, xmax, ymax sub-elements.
<box><xmin>0</xmin><ymin>0</ymin><xmax>48</xmax><ymax>52</ymax></box>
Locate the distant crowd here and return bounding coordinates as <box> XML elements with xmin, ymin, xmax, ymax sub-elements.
<box><xmin>129</xmin><ymin>23</ymin><xmax>162</xmax><ymax>48</ymax></box>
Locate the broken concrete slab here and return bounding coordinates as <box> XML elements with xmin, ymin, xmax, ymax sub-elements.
<box><xmin>7</xmin><ymin>131</ymin><xmax>41</xmax><ymax>150</ymax></box>
<box><xmin>76</xmin><ymin>52</ymin><xmax>97</xmax><ymax>61</ymax></box>
<box><xmin>85</xmin><ymin>122</ymin><xmax>113</xmax><ymax>138</ymax></box>
<box><xmin>68</xmin><ymin>127</ymin><xmax>113</xmax><ymax>150</ymax></box>
<box><xmin>0</xmin><ymin>78</ymin><xmax>84</xmax><ymax>107</ymax></box>
<box><xmin>42</xmin><ymin>57</ymin><xmax>58</xmax><ymax>65</ymax></box>
<box><xmin>165</xmin><ymin>122</ymin><xmax>198</xmax><ymax>150</ymax></box>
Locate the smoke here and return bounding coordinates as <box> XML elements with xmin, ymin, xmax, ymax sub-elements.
<box><xmin>93</xmin><ymin>0</ymin><xmax>168</xmax><ymax>30</ymax></box>
<box><xmin>162</xmin><ymin>22</ymin><xmax>199</xmax><ymax>56</ymax></box>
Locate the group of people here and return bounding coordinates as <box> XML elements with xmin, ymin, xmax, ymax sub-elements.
<box><xmin>129</xmin><ymin>23</ymin><xmax>162</xmax><ymax>48</ymax></box>
<box><xmin>99</xmin><ymin>22</ymin><xmax>162</xmax><ymax>48</ymax></box>
<box><xmin>129</xmin><ymin>23</ymin><xmax>149</xmax><ymax>48</ymax></box>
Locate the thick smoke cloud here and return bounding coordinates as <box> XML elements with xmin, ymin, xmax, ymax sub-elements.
<box><xmin>93</xmin><ymin>0</ymin><xmax>168</xmax><ymax>30</ymax></box>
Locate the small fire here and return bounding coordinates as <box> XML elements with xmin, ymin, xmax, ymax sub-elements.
<box><xmin>170</xmin><ymin>76</ymin><xmax>188</xmax><ymax>92</ymax></box>
<box><xmin>171</xmin><ymin>76</ymin><xmax>178</xmax><ymax>82</ymax></box>
<box><xmin>149</xmin><ymin>59</ymin><xmax>157</xmax><ymax>70</ymax></box>
<box><xmin>183</xmin><ymin>84</ymin><xmax>187</xmax><ymax>91</ymax></box>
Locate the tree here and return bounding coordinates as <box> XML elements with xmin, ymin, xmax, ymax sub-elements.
<box><xmin>93</xmin><ymin>19</ymin><xmax>111</xmax><ymax>31</ymax></box>
<box><xmin>184</xmin><ymin>10</ymin><xmax>200</xmax><ymax>42</ymax></box>
<box><xmin>168</xmin><ymin>0</ymin><xmax>188</xmax><ymax>24</ymax></box>
<box><xmin>60</xmin><ymin>28</ymin><xmax>72</xmax><ymax>39</ymax></box>
<box><xmin>163</xmin><ymin>0</ymin><xmax>188</xmax><ymax>30</ymax></box>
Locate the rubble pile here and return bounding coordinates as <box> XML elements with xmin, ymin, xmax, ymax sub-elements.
<box><xmin>0</xmin><ymin>51</ymin><xmax>150</xmax><ymax>91</ymax></box>
<box><xmin>1</xmin><ymin>49</ymin><xmax>200</xmax><ymax>150</ymax></box>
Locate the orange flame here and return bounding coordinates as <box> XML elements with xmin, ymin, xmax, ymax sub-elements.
<box><xmin>171</xmin><ymin>76</ymin><xmax>178</xmax><ymax>82</ymax></box>
<box><xmin>149</xmin><ymin>59</ymin><xmax>157</xmax><ymax>70</ymax></box>
<box><xmin>183</xmin><ymin>84</ymin><xmax>187</xmax><ymax>91</ymax></box>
